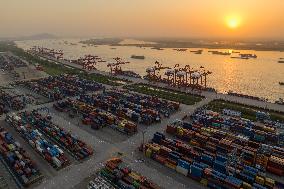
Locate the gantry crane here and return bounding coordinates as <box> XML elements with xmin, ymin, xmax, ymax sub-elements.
<box><xmin>199</xmin><ymin>66</ymin><xmax>212</xmax><ymax>88</ymax></box>
<box><xmin>146</xmin><ymin>61</ymin><xmax>170</xmax><ymax>82</ymax></box>
<box><xmin>107</xmin><ymin>57</ymin><xmax>130</xmax><ymax>75</ymax></box>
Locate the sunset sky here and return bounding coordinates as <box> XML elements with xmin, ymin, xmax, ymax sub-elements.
<box><xmin>0</xmin><ymin>0</ymin><xmax>284</xmax><ymax>39</ymax></box>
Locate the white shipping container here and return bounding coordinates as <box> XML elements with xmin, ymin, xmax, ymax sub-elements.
<box><xmin>176</xmin><ymin>165</ymin><xmax>188</xmax><ymax>176</ymax></box>
<box><xmin>54</xmin><ymin>145</ymin><xmax>64</xmax><ymax>155</ymax></box>
<box><xmin>20</xmin><ymin>160</ymin><xmax>25</xmax><ymax>167</ymax></box>
<box><xmin>35</xmin><ymin>140</ymin><xmax>41</xmax><ymax>147</ymax></box>
<box><xmin>29</xmin><ymin>140</ymin><xmax>35</xmax><ymax>147</ymax></box>
<box><xmin>52</xmin><ymin>157</ymin><xmax>62</xmax><ymax>168</ymax></box>
<box><xmin>14</xmin><ymin>142</ymin><xmax>21</xmax><ymax>148</ymax></box>
<box><xmin>15</xmin><ymin>151</ymin><xmax>23</xmax><ymax>160</ymax></box>
<box><xmin>20</xmin><ymin>126</ymin><xmax>26</xmax><ymax>131</ymax></box>
<box><xmin>36</xmin><ymin>146</ymin><xmax>43</xmax><ymax>153</ymax></box>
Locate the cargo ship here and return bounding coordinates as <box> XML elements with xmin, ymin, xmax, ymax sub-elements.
<box><xmin>190</xmin><ymin>49</ymin><xmax>203</xmax><ymax>54</ymax></box>
<box><xmin>279</xmin><ymin>82</ymin><xmax>284</xmax><ymax>85</ymax></box>
<box><xmin>174</xmin><ymin>48</ymin><xmax>187</xmax><ymax>52</ymax></box>
<box><xmin>231</xmin><ymin>56</ymin><xmax>249</xmax><ymax>59</ymax></box>
<box><xmin>240</xmin><ymin>53</ymin><xmax>257</xmax><ymax>59</ymax></box>
<box><xmin>151</xmin><ymin>47</ymin><xmax>164</xmax><ymax>50</ymax></box>
<box><xmin>131</xmin><ymin>55</ymin><xmax>145</xmax><ymax>59</ymax></box>
<box><xmin>210</xmin><ymin>50</ymin><xmax>231</xmax><ymax>55</ymax></box>
<box><xmin>278</xmin><ymin>60</ymin><xmax>284</xmax><ymax>63</ymax></box>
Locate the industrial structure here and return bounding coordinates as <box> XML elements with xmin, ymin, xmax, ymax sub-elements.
<box><xmin>146</xmin><ymin>61</ymin><xmax>212</xmax><ymax>89</ymax></box>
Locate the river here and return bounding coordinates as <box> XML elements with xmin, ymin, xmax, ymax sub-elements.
<box><xmin>16</xmin><ymin>38</ymin><xmax>284</xmax><ymax>102</ymax></box>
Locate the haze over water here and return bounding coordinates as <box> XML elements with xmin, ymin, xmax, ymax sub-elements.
<box><xmin>16</xmin><ymin>39</ymin><xmax>284</xmax><ymax>102</ymax></box>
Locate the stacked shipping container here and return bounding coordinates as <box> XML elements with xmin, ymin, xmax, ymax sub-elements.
<box><xmin>166</xmin><ymin>119</ymin><xmax>284</xmax><ymax>176</ymax></box>
<box><xmin>0</xmin><ymin>127</ymin><xmax>42</xmax><ymax>187</ymax></box>
<box><xmin>6</xmin><ymin>114</ymin><xmax>70</xmax><ymax>169</ymax></box>
<box><xmin>143</xmin><ymin>132</ymin><xmax>284</xmax><ymax>188</ymax></box>
<box><xmin>101</xmin><ymin>158</ymin><xmax>160</xmax><ymax>189</ymax></box>
<box><xmin>54</xmin><ymin>99</ymin><xmax>138</xmax><ymax>135</ymax></box>
<box><xmin>9</xmin><ymin>111</ymin><xmax>94</xmax><ymax>161</ymax></box>
<box><xmin>78</xmin><ymin>90</ymin><xmax>179</xmax><ymax>124</ymax></box>
<box><xmin>22</xmin><ymin>74</ymin><xmax>104</xmax><ymax>101</ymax></box>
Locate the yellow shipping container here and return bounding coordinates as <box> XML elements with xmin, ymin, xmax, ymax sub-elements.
<box><xmin>265</xmin><ymin>177</ymin><xmax>275</xmax><ymax>188</ymax></box>
<box><xmin>8</xmin><ymin>144</ymin><xmax>14</xmax><ymax>151</ymax></box>
<box><xmin>150</xmin><ymin>144</ymin><xmax>161</xmax><ymax>152</ymax></box>
<box><xmin>129</xmin><ymin>172</ymin><xmax>142</xmax><ymax>181</ymax></box>
<box><xmin>145</xmin><ymin>148</ymin><xmax>152</xmax><ymax>158</ymax></box>
<box><xmin>165</xmin><ymin>162</ymin><xmax>176</xmax><ymax>170</ymax></box>
<box><xmin>200</xmin><ymin>178</ymin><xmax>208</xmax><ymax>186</ymax></box>
<box><xmin>177</xmin><ymin>127</ymin><xmax>184</xmax><ymax>136</ymax></box>
<box><xmin>255</xmin><ymin>176</ymin><xmax>265</xmax><ymax>185</ymax></box>
<box><xmin>242</xmin><ymin>182</ymin><xmax>252</xmax><ymax>189</ymax></box>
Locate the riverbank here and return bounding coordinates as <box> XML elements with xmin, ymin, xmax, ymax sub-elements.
<box><xmin>80</xmin><ymin>38</ymin><xmax>284</xmax><ymax>52</ymax></box>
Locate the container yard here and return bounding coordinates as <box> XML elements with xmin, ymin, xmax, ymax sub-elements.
<box><xmin>53</xmin><ymin>90</ymin><xmax>179</xmax><ymax>135</ymax></box>
<box><xmin>142</xmin><ymin>131</ymin><xmax>284</xmax><ymax>189</ymax></box>
<box><xmin>0</xmin><ymin>89</ymin><xmax>29</xmax><ymax>115</ymax></box>
<box><xmin>87</xmin><ymin>158</ymin><xmax>161</xmax><ymax>189</ymax></box>
<box><xmin>139</xmin><ymin>104</ymin><xmax>284</xmax><ymax>189</ymax></box>
<box><xmin>54</xmin><ymin>98</ymin><xmax>139</xmax><ymax>135</ymax></box>
<box><xmin>0</xmin><ymin>43</ymin><xmax>284</xmax><ymax>189</ymax></box>
<box><xmin>77</xmin><ymin>90</ymin><xmax>179</xmax><ymax>123</ymax></box>
<box><xmin>5</xmin><ymin>110</ymin><xmax>94</xmax><ymax>161</ymax></box>
<box><xmin>17</xmin><ymin>74</ymin><xmax>104</xmax><ymax>101</ymax></box>
<box><xmin>0</xmin><ymin>126</ymin><xmax>43</xmax><ymax>187</ymax></box>
<box><xmin>0</xmin><ymin>53</ymin><xmax>27</xmax><ymax>71</ymax></box>
<box><xmin>6</xmin><ymin>114</ymin><xmax>71</xmax><ymax>170</ymax></box>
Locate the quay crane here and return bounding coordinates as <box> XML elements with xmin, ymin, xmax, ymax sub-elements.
<box><xmin>146</xmin><ymin>61</ymin><xmax>170</xmax><ymax>82</ymax></box>
<box><xmin>164</xmin><ymin>64</ymin><xmax>212</xmax><ymax>89</ymax></box>
<box><xmin>107</xmin><ymin>57</ymin><xmax>130</xmax><ymax>75</ymax></box>
<box><xmin>81</xmin><ymin>55</ymin><xmax>97</xmax><ymax>71</ymax></box>
<box><xmin>199</xmin><ymin>66</ymin><xmax>212</xmax><ymax>88</ymax></box>
<box><xmin>73</xmin><ymin>54</ymin><xmax>106</xmax><ymax>71</ymax></box>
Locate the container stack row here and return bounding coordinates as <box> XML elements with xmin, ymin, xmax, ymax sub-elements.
<box><xmin>9</xmin><ymin>110</ymin><xmax>94</xmax><ymax>161</ymax></box>
<box><xmin>0</xmin><ymin>126</ymin><xmax>42</xmax><ymax>187</ymax></box>
<box><xmin>0</xmin><ymin>90</ymin><xmax>28</xmax><ymax>114</ymax></box>
<box><xmin>166</xmin><ymin>120</ymin><xmax>284</xmax><ymax>176</ymax></box>
<box><xmin>21</xmin><ymin>74</ymin><xmax>104</xmax><ymax>101</ymax></box>
<box><xmin>191</xmin><ymin>109</ymin><xmax>282</xmax><ymax>146</ymax></box>
<box><xmin>54</xmin><ymin>99</ymin><xmax>138</xmax><ymax>135</ymax></box>
<box><xmin>100</xmin><ymin>158</ymin><xmax>160</xmax><ymax>189</ymax></box>
<box><xmin>143</xmin><ymin>132</ymin><xmax>284</xmax><ymax>189</ymax></box>
<box><xmin>0</xmin><ymin>54</ymin><xmax>27</xmax><ymax>71</ymax></box>
<box><xmin>6</xmin><ymin>115</ymin><xmax>70</xmax><ymax>170</ymax></box>
<box><xmin>78</xmin><ymin>90</ymin><xmax>179</xmax><ymax>124</ymax></box>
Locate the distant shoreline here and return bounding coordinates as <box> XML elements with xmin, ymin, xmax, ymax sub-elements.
<box><xmin>80</xmin><ymin>38</ymin><xmax>284</xmax><ymax>52</ymax></box>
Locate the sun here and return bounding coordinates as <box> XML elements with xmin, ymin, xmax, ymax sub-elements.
<box><xmin>226</xmin><ymin>16</ymin><xmax>241</xmax><ymax>29</ymax></box>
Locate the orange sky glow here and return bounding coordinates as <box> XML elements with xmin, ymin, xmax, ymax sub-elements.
<box><xmin>0</xmin><ymin>0</ymin><xmax>283</xmax><ymax>39</ymax></box>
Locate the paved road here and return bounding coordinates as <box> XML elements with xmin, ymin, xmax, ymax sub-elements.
<box><xmin>20</xmin><ymin>93</ymin><xmax>211</xmax><ymax>189</ymax></box>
